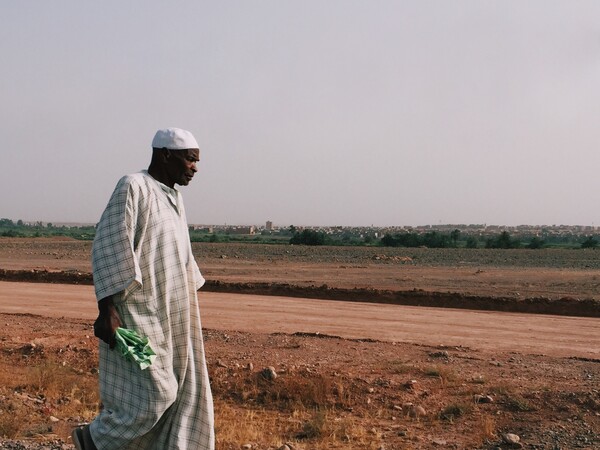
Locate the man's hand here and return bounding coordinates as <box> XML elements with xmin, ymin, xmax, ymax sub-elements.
<box><xmin>94</xmin><ymin>296</ymin><xmax>122</xmax><ymax>349</ymax></box>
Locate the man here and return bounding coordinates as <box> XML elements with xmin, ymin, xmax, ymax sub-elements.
<box><xmin>72</xmin><ymin>128</ymin><xmax>214</xmax><ymax>450</ymax></box>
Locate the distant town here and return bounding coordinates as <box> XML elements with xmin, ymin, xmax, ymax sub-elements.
<box><xmin>1</xmin><ymin>218</ymin><xmax>599</xmax><ymax>248</ymax></box>
<box><xmin>188</xmin><ymin>222</ymin><xmax>599</xmax><ymax>248</ymax></box>
<box><xmin>191</xmin><ymin>221</ymin><xmax>599</xmax><ymax>239</ymax></box>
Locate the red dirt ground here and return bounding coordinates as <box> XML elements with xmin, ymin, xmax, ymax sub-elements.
<box><xmin>0</xmin><ymin>238</ymin><xmax>599</xmax><ymax>449</ymax></box>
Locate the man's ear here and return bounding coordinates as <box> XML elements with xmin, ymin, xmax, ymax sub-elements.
<box><xmin>160</xmin><ymin>149</ymin><xmax>171</xmax><ymax>162</ymax></box>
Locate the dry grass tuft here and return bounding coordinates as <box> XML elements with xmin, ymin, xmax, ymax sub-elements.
<box><xmin>213</xmin><ymin>369</ymin><xmax>352</xmax><ymax>411</ymax></box>
<box><xmin>297</xmin><ymin>408</ymin><xmax>327</xmax><ymax>439</ymax></box>
<box><xmin>504</xmin><ymin>395</ymin><xmax>535</xmax><ymax>412</ymax></box>
<box><xmin>0</xmin><ymin>358</ymin><xmax>99</xmax><ymax>439</ymax></box>
<box><xmin>332</xmin><ymin>380</ymin><xmax>356</xmax><ymax>409</ymax></box>
<box><xmin>470</xmin><ymin>374</ymin><xmax>486</xmax><ymax>384</ymax></box>
<box><xmin>479</xmin><ymin>414</ymin><xmax>497</xmax><ymax>440</ymax></box>
<box><xmin>488</xmin><ymin>383</ymin><xmax>535</xmax><ymax>412</ymax></box>
<box><xmin>423</xmin><ymin>364</ymin><xmax>457</xmax><ymax>386</ymax></box>
<box><xmin>0</xmin><ymin>395</ymin><xmax>30</xmax><ymax>438</ymax></box>
<box><xmin>386</xmin><ymin>359</ymin><xmax>416</xmax><ymax>375</ymax></box>
<box><xmin>214</xmin><ymin>403</ymin><xmax>280</xmax><ymax>448</ymax></box>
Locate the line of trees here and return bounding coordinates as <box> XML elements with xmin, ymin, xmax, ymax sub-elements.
<box><xmin>0</xmin><ymin>218</ymin><xmax>95</xmax><ymax>239</ymax></box>
<box><xmin>381</xmin><ymin>230</ymin><xmax>461</xmax><ymax>248</ymax></box>
<box><xmin>379</xmin><ymin>230</ymin><xmax>598</xmax><ymax>250</ymax></box>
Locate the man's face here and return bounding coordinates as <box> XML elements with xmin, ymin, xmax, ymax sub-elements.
<box><xmin>165</xmin><ymin>148</ymin><xmax>200</xmax><ymax>187</ymax></box>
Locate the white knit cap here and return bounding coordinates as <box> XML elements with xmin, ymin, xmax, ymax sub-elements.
<box><xmin>152</xmin><ymin>127</ymin><xmax>199</xmax><ymax>150</ymax></box>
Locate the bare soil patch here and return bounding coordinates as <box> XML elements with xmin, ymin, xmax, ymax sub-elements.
<box><xmin>0</xmin><ymin>313</ymin><xmax>598</xmax><ymax>449</ymax></box>
<box><xmin>1</xmin><ymin>238</ymin><xmax>599</xmax><ymax>317</ymax></box>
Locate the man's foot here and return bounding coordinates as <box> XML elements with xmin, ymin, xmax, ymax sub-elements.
<box><xmin>71</xmin><ymin>424</ymin><xmax>97</xmax><ymax>450</ymax></box>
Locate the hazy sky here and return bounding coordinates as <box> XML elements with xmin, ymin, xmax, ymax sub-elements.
<box><xmin>1</xmin><ymin>1</ymin><xmax>599</xmax><ymax>227</ymax></box>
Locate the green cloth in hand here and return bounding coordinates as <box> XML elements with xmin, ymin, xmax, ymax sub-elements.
<box><xmin>114</xmin><ymin>327</ymin><xmax>157</xmax><ymax>370</ymax></box>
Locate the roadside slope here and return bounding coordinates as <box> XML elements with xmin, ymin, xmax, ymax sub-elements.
<box><xmin>1</xmin><ymin>268</ymin><xmax>598</xmax><ymax>317</ymax></box>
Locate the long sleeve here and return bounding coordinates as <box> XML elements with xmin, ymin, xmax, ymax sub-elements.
<box><xmin>92</xmin><ymin>175</ymin><xmax>143</xmax><ymax>301</ymax></box>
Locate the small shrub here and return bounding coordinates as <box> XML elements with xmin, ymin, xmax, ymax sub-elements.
<box><xmin>581</xmin><ymin>236</ymin><xmax>598</xmax><ymax>249</ymax></box>
<box><xmin>0</xmin><ymin>397</ymin><xmax>29</xmax><ymax>438</ymax></box>
<box><xmin>440</xmin><ymin>403</ymin><xmax>470</xmax><ymax>422</ymax></box>
<box><xmin>424</xmin><ymin>367</ymin><xmax>441</xmax><ymax>377</ymax></box>
<box><xmin>387</xmin><ymin>360</ymin><xmax>415</xmax><ymax>375</ymax></box>
<box><xmin>423</xmin><ymin>365</ymin><xmax>456</xmax><ymax>385</ymax></box>
<box><xmin>505</xmin><ymin>395</ymin><xmax>534</xmax><ymax>412</ymax></box>
<box><xmin>470</xmin><ymin>375</ymin><xmax>486</xmax><ymax>385</ymax></box>
<box><xmin>297</xmin><ymin>409</ymin><xmax>327</xmax><ymax>439</ymax></box>
<box><xmin>332</xmin><ymin>381</ymin><xmax>356</xmax><ymax>408</ymax></box>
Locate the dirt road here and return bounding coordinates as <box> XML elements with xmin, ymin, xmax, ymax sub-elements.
<box><xmin>1</xmin><ymin>281</ymin><xmax>598</xmax><ymax>359</ymax></box>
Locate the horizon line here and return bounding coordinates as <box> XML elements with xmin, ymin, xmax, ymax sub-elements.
<box><xmin>4</xmin><ymin>219</ymin><xmax>599</xmax><ymax>230</ymax></box>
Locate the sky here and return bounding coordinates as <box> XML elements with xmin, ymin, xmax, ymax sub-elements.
<box><xmin>1</xmin><ymin>1</ymin><xmax>600</xmax><ymax>227</ymax></box>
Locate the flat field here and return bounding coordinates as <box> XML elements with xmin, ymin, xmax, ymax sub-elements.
<box><xmin>0</xmin><ymin>237</ymin><xmax>598</xmax><ymax>449</ymax></box>
<box><xmin>3</xmin><ymin>237</ymin><xmax>600</xmax><ymax>300</ymax></box>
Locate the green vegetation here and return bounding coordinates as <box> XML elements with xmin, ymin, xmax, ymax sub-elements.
<box><xmin>527</xmin><ymin>236</ymin><xmax>545</xmax><ymax>249</ymax></box>
<box><xmin>188</xmin><ymin>229</ymin><xmax>289</xmax><ymax>244</ymax></box>
<box><xmin>465</xmin><ymin>236</ymin><xmax>479</xmax><ymax>248</ymax></box>
<box><xmin>290</xmin><ymin>229</ymin><xmax>327</xmax><ymax>246</ymax></box>
<box><xmin>381</xmin><ymin>230</ymin><xmax>458</xmax><ymax>248</ymax></box>
<box><xmin>1</xmin><ymin>217</ymin><xmax>598</xmax><ymax>250</ymax></box>
<box><xmin>0</xmin><ymin>218</ymin><xmax>95</xmax><ymax>240</ymax></box>
<box><xmin>580</xmin><ymin>235</ymin><xmax>598</xmax><ymax>249</ymax></box>
<box><xmin>485</xmin><ymin>231</ymin><xmax>521</xmax><ymax>249</ymax></box>
<box><xmin>380</xmin><ymin>229</ymin><xmax>597</xmax><ymax>250</ymax></box>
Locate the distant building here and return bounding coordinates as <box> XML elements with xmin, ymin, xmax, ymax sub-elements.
<box><xmin>193</xmin><ymin>226</ymin><xmax>214</xmax><ymax>233</ymax></box>
<box><xmin>266</xmin><ymin>221</ymin><xmax>273</xmax><ymax>231</ymax></box>
<box><xmin>226</xmin><ymin>226</ymin><xmax>255</xmax><ymax>235</ymax></box>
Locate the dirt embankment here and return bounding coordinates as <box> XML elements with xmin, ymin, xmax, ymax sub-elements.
<box><xmin>1</xmin><ymin>268</ymin><xmax>599</xmax><ymax>318</ymax></box>
<box><xmin>2</xmin><ymin>238</ymin><xmax>600</xmax><ymax>317</ymax></box>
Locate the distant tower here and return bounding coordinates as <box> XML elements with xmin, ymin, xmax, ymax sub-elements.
<box><xmin>266</xmin><ymin>221</ymin><xmax>273</xmax><ymax>231</ymax></box>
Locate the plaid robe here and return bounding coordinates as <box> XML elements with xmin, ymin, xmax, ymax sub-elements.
<box><xmin>89</xmin><ymin>171</ymin><xmax>214</xmax><ymax>450</ymax></box>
